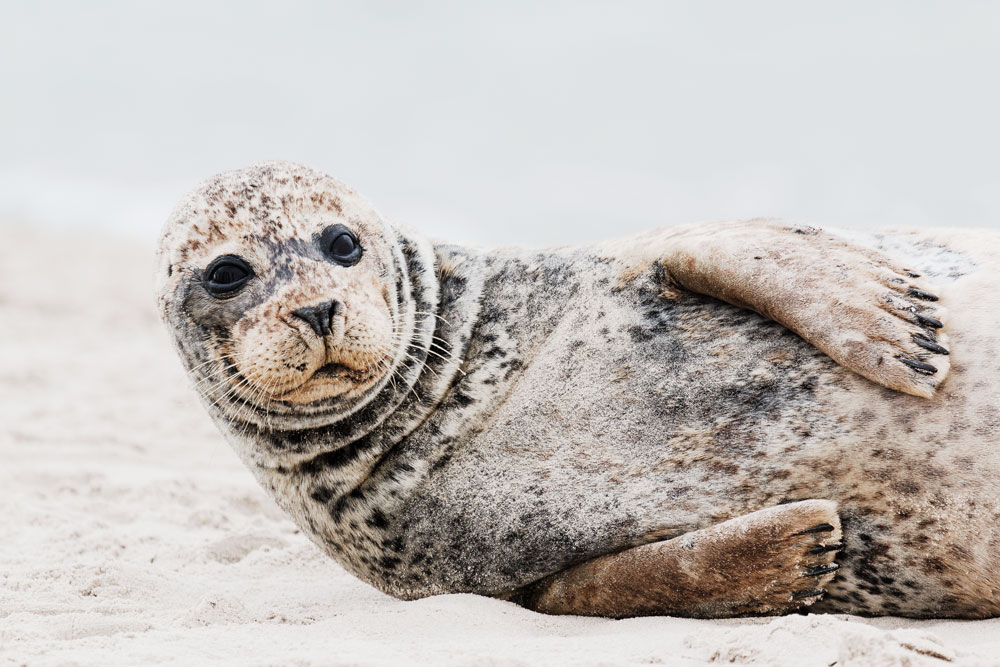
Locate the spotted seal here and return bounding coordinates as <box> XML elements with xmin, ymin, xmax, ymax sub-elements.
<box><xmin>156</xmin><ymin>161</ymin><xmax>1000</xmax><ymax>618</ymax></box>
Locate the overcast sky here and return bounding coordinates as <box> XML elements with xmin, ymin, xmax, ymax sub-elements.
<box><xmin>2</xmin><ymin>1</ymin><xmax>998</xmax><ymax>245</ymax></box>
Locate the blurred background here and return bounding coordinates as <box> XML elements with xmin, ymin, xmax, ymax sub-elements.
<box><xmin>2</xmin><ymin>0</ymin><xmax>999</xmax><ymax>246</ymax></box>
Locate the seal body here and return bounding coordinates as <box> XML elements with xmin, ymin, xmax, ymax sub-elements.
<box><xmin>273</xmin><ymin>233</ymin><xmax>998</xmax><ymax>617</ymax></box>
<box><xmin>157</xmin><ymin>162</ymin><xmax>1000</xmax><ymax>618</ymax></box>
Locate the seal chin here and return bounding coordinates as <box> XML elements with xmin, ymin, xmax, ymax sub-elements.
<box><xmin>270</xmin><ymin>360</ymin><xmax>387</xmax><ymax>404</ymax></box>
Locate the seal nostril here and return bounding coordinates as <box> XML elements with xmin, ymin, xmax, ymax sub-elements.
<box><xmin>292</xmin><ymin>301</ymin><xmax>338</xmax><ymax>338</ymax></box>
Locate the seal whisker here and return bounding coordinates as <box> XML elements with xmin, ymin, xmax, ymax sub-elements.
<box><xmin>383</xmin><ymin>325</ymin><xmax>460</xmax><ymax>377</ymax></box>
<box><xmin>186</xmin><ymin>354</ymin><xmax>241</xmax><ymax>389</ymax></box>
<box><xmin>207</xmin><ymin>375</ymin><xmax>258</xmax><ymax>413</ymax></box>
<box><xmin>202</xmin><ymin>362</ymin><xmax>275</xmax><ymax>414</ymax></box>
<box><xmin>393</xmin><ymin>350</ymin><xmax>443</xmax><ymax>379</ymax></box>
<box><xmin>201</xmin><ymin>371</ymin><xmax>253</xmax><ymax>404</ymax></box>
<box><xmin>186</xmin><ymin>353</ymin><xmax>237</xmax><ymax>375</ymax></box>
<box><xmin>231</xmin><ymin>368</ymin><xmax>283</xmax><ymax>436</ymax></box>
<box><xmin>238</xmin><ymin>377</ymin><xmax>276</xmax><ymax>437</ymax></box>
<box><xmin>409</xmin><ymin>334</ymin><xmax>465</xmax><ymax>372</ymax></box>
<box><xmin>412</xmin><ymin>310</ymin><xmax>451</xmax><ymax>326</ymax></box>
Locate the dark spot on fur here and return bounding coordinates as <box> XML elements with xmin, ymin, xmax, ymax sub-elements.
<box><xmin>311</xmin><ymin>486</ymin><xmax>334</xmax><ymax>504</ymax></box>
<box><xmin>367</xmin><ymin>510</ymin><xmax>390</xmax><ymax>530</ymax></box>
<box><xmin>627</xmin><ymin>325</ymin><xmax>653</xmax><ymax>342</ymax></box>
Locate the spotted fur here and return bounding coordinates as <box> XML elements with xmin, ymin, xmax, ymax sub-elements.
<box><xmin>157</xmin><ymin>161</ymin><xmax>1000</xmax><ymax>618</ymax></box>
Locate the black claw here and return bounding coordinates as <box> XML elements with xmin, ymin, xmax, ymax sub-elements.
<box><xmin>904</xmin><ymin>270</ymin><xmax>921</xmax><ymax>278</ymax></box>
<box><xmin>793</xmin><ymin>523</ymin><xmax>836</xmax><ymax>536</ymax></box>
<box><xmin>791</xmin><ymin>588</ymin><xmax>826</xmax><ymax>601</ymax></box>
<box><xmin>913</xmin><ymin>336</ymin><xmax>949</xmax><ymax>355</ymax></box>
<box><xmin>908</xmin><ymin>288</ymin><xmax>939</xmax><ymax>302</ymax></box>
<box><xmin>899</xmin><ymin>357</ymin><xmax>938</xmax><ymax>374</ymax></box>
<box><xmin>915</xmin><ymin>313</ymin><xmax>944</xmax><ymax>329</ymax></box>
<box><xmin>804</xmin><ymin>564</ymin><xmax>840</xmax><ymax>577</ymax></box>
<box><xmin>808</xmin><ymin>542</ymin><xmax>845</xmax><ymax>555</ymax></box>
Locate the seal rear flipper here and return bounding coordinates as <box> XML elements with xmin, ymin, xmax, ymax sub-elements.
<box><xmin>504</xmin><ymin>499</ymin><xmax>843</xmax><ymax>619</ymax></box>
<box><xmin>620</xmin><ymin>220</ymin><xmax>951</xmax><ymax>398</ymax></box>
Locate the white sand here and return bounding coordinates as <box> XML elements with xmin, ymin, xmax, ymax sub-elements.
<box><xmin>2</xmin><ymin>225</ymin><xmax>998</xmax><ymax>666</ymax></box>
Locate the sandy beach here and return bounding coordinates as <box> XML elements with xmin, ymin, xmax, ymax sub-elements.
<box><xmin>2</xmin><ymin>224</ymin><xmax>998</xmax><ymax>666</ymax></box>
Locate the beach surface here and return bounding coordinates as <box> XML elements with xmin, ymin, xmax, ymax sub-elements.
<box><xmin>2</xmin><ymin>225</ymin><xmax>998</xmax><ymax>666</ymax></box>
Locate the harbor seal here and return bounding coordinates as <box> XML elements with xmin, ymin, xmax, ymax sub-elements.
<box><xmin>156</xmin><ymin>161</ymin><xmax>1000</xmax><ymax>618</ymax></box>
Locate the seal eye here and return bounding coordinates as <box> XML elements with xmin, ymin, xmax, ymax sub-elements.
<box><xmin>331</xmin><ymin>233</ymin><xmax>356</xmax><ymax>258</ymax></box>
<box><xmin>204</xmin><ymin>255</ymin><xmax>253</xmax><ymax>297</ymax></box>
<box><xmin>321</xmin><ymin>224</ymin><xmax>362</xmax><ymax>266</ymax></box>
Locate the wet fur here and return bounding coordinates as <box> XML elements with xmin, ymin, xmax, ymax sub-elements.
<box><xmin>157</xmin><ymin>163</ymin><xmax>1000</xmax><ymax>618</ymax></box>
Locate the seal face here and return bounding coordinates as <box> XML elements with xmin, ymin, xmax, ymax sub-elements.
<box><xmin>157</xmin><ymin>161</ymin><xmax>1000</xmax><ymax>619</ymax></box>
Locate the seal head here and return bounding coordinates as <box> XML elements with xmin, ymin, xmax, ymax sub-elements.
<box><xmin>155</xmin><ymin>161</ymin><xmax>439</xmax><ymax>459</ymax></box>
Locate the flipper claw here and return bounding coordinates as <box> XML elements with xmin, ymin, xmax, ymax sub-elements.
<box><xmin>808</xmin><ymin>542</ymin><xmax>845</xmax><ymax>555</ymax></box>
<box><xmin>913</xmin><ymin>336</ymin><xmax>949</xmax><ymax>355</ymax></box>
<box><xmin>791</xmin><ymin>588</ymin><xmax>826</xmax><ymax>601</ymax></box>
<box><xmin>908</xmin><ymin>288</ymin><xmax>939</xmax><ymax>302</ymax></box>
<box><xmin>900</xmin><ymin>357</ymin><xmax>938</xmax><ymax>374</ymax></box>
<box><xmin>915</xmin><ymin>313</ymin><xmax>944</xmax><ymax>329</ymax></box>
<box><xmin>793</xmin><ymin>523</ymin><xmax>835</xmax><ymax>536</ymax></box>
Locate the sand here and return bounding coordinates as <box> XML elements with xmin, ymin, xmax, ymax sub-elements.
<box><xmin>2</xmin><ymin>225</ymin><xmax>998</xmax><ymax>666</ymax></box>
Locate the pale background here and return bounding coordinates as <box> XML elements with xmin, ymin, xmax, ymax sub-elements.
<box><xmin>3</xmin><ymin>0</ymin><xmax>999</xmax><ymax>245</ymax></box>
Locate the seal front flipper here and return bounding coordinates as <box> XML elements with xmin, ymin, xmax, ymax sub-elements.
<box><xmin>505</xmin><ymin>499</ymin><xmax>843</xmax><ymax>619</ymax></box>
<box><xmin>617</xmin><ymin>220</ymin><xmax>951</xmax><ymax>398</ymax></box>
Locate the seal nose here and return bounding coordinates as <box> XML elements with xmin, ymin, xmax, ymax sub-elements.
<box><xmin>292</xmin><ymin>301</ymin><xmax>338</xmax><ymax>338</ymax></box>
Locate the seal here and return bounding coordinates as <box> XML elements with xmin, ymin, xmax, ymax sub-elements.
<box><xmin>156</xmin><ymin>161</ymin><xmax>1000</xmax><ymax>618</ymax></box>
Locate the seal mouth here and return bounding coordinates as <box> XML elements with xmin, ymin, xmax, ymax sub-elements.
<box><xmin>310</xmin><ymin>361</ymin><xmax>371</xmax><ymax>384</ymax></box>
<box><xmin>268</xmin><ymin>357</ymin><xmax>389</xmax><ymax>404</ymax></box>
